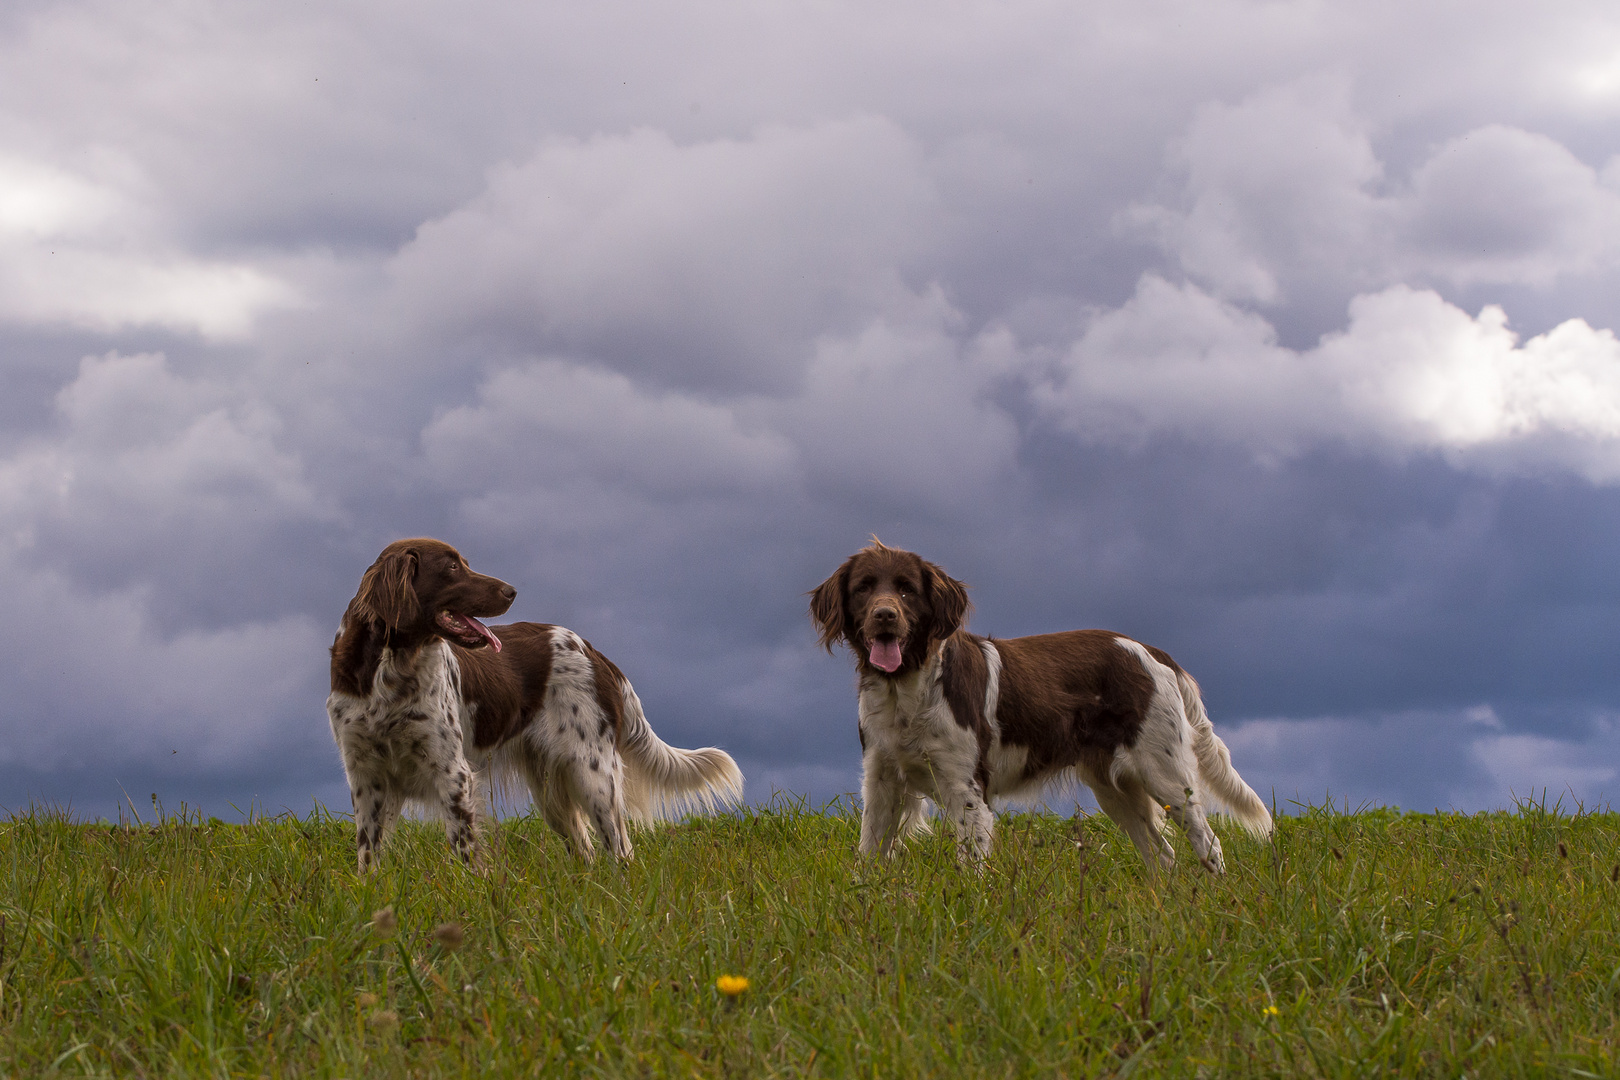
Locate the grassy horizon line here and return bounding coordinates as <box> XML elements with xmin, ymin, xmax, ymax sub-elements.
<box><xmin>7</xmin><ymin>782</ymin><xmax>1613</xmax><ymax>830</ymax></box>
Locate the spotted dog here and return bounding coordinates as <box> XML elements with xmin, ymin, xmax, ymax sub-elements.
<box><xmin>328</xmin><ymin>538</ymin><xmax>743</xmax><ymax>871</ymax></box>
<box><xmin>810</xmin><ymin>539</ymin><xmax>1271</xmax><ymax>871</ymax></box>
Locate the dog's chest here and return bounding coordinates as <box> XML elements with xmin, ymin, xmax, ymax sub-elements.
<box><xmin>328</xmin><ymin>643</ymin><xmax>466</xmax><ymax>775</ymax></box>
<box><xmin>858</xmin><ymin>666</ymin><xmax>967</xmax><ymax>766</ymax></box>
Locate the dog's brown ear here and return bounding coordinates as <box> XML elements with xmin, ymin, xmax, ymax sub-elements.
<box><xmin>924</xmin><ymin>559</ymin><xmax>971</xmax><ymax>638</ymax></box>
<box><xmin>808</xmin><ymin>561</ymin><xmax>852</xmax><ymax>652</ymax></box>
<box><xmin>354</xmin><ymin>546</ymin><xmax>420</xmax><ymax>629</ymax></box>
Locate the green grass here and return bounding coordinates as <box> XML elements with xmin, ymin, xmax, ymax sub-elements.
<box><xmin>2</xmin><ymin>797</ymin><xmax>1617</xmax><ymax>1078</ymax></box>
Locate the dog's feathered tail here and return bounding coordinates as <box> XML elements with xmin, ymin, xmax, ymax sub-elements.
<box><xmin>1176</xmin><ymin>669</ymin><xmax>1273</xmax><ymax>837</ymax></box>
<box><xmin>617</xmin><ymin>682</ymin><xmax>744</xmax><ymax>823</ymax></box>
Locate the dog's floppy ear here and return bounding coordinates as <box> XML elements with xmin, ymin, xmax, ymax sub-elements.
<box><xmin>808</xmin><ymin>561</ymin><xmax>853</xmax><ymax>652</ymax></box>
<box><xmin>354</xmin><ymin>546</ymin><xmax>420</xmax><ymax>629</ymax></box>
<box><xmin>923</xmin><ymin>559</ymin><xmax>971</xmax><ymax>638</ymax></box>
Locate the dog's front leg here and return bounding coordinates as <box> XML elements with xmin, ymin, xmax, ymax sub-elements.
<box><xmin>859</xmin><ymin>753</ymin><xmax>908</xmax><ymax>857</ymax></box>
<box><xmin>935</xmin><ymin>780</ymin><xmax>994</xmax><ymax>865</ymax></box>
<box><xmin>430</xmin><ymin>755</ymin><xmax>480</xmax><ymax>866</ymax></box>
<box><xmin>348</xmin><ymin>772</ymin><xmax>401</xmax><ymax>874</ymax></box>
<box><xmin>420</xmin><ymin>715</ymin><xmax>481</xmax><ymax>866</ymax></box>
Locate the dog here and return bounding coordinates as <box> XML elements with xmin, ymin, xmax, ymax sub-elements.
<box><xmin>327</xmin><ymin>538</ymin><xmax>743</xmax><ymax>871</ymax></box>
<box><xmin>809</xmin><ymin>540</ymin><xmax>1272</xmax><ymax>872</ymax></box>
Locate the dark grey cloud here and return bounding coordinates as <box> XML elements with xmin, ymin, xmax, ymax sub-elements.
<box><xmin>3</xmin><ymin>0</ymin><xmax>1619</xmax><ymax>820</ymax></box>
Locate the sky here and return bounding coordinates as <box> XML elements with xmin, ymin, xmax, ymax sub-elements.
<box><xmin>3</xmin><ymin>0</ymin><xmax>1620</xmax><ymax>821</ymax></box>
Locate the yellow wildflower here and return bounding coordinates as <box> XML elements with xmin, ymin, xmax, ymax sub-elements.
<box><xmin>715</xmin><ymin>975</ymin><xmax>749</xmax><ymax>996</ymax></box>
<box><xmin>1262</xmin><ymin>1005</ymin><xmax>1279</xmax><ymax>1017</ymax></box>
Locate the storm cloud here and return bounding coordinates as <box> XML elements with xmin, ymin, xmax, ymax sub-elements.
<box><xmin>3</xmin><ymin>0</ymin><xmax>1619</xmax><ymax>818</ymax></box>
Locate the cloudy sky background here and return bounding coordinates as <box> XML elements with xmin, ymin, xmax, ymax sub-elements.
<box><xmin>4</xmin><ymin>0</ymin><xmax>1620</xmax><ymax>820</ymax></box>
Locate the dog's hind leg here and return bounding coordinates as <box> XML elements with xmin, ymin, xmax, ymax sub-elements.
<box><xmin>513</xmin><ymin>740</ymin><xmax>598</xmax><ymax>861</ymax></box>
<box><xmin>1113</xmin><ymin>646</ymin><xmax>1229</xmax><ymax>874</ymax></box>
<box><xmin>1125</xmin><ymin>734</ymin><xmax>1225</xmax><ymax>874</ymax></box>
<box><xmin>1091</xmin><ymin>779</ymin><xmax>1176</xmax><ymax>871</ymax></box>
<box><xmin>543</xmin><ymin>794</ymin><xmax>595</xmax><ymax>862</ymax></box>
<box><xmin>1122</xmin><ymin>734</ymin><xmax>1226</xmax><ymax>874</ymax></box>
<box><xmin>532</xmin><ymin>637</ymin><xmax>636</xmax><ymax>861</ymax></box>
<box><xmin>543</xmin><ymin>714</ymin><xmax>633</xmax><ymax>861</ymax></box>
<box><xmin>567</xmin><ymin>751</ymin><xmax>633</xmax><ymax>861</ymax></box>
<box><xmin>1163</xmin><ymin>799</ymin><xmax>1224</xmax><ymax>874</ymax></box>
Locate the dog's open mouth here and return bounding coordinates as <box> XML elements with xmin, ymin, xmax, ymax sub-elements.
<box><xmin>868</xmin><ymin>635</ymin><xmax>904</xmax><ymax>673</ymax></box>
<box><xmin>438</xmin><ymin>611</ymin><xmax>502</xmax><ymax>652</ymax></box>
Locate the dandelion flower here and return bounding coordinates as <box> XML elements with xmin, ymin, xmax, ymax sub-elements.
<box><xmin>371</xmin><ymin>907</ymin><xmax>398</xmax><ymax>938</ymax></box>
<box><xmin>432</xmin><ymin>922</ymin><xmax>465</xmax><ymax>951</ymax></box>
<box><xmin>1262</xmin><ymin>1005</ymin><xmax>1279</xmax><ymax>1017</ymax></box>
<box><xmin>715</xmin><ymin>975</ymin><xmax>749</xmax><ymax>996</ymax></box>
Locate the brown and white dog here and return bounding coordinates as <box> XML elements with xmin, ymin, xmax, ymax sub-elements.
<box><xmin>327</xmin><ymin>538</ymin><xmax>744</xmax><ymax>871</ymax></box>
<box><xmin>810</xmin><ymin>540</ymin><xmax>1271</xmax><ymax>872</ymax></box>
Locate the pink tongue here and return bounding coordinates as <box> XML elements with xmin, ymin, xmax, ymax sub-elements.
<box><xmin>869</xmin><ymin>639</ymin><xmax>903</xmax><ymax>673</ymax></box>
<box><xmin>464</xmin><ymin>615</ymin><xmax>502</xmax><ymax>652</ymax></box>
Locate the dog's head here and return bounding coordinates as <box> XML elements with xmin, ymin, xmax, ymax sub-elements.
<box><xmin>809</xmin><ymin>539</ymin><xmax>970</xmax><ymax>677</ymax></box>
<box><xmin>350</xmin><ymin>538</ymin><xmax>516</xmax><ymax>651</ymax></box>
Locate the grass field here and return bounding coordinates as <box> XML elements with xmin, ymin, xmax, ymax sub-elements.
<box><xmin>2</xmin><ymin>796</ymin><xmax>1617</xmax><ymax>1078</ymax></box>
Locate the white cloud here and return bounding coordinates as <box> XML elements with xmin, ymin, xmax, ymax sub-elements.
<box><xmin>1317</xmin><ymin>289</ymin><xmax>1620</xmax><ymax>458</ymax></box>
<box><xmin>2</xmin><ymin>352</ymin><xmax>327</xmax><ymax>530</ymax></box>
<box><xmin>1035</xmin><ymin>275</ymin><xmax>1620</xmax><ymax>479</ymax></box>
<box><xmin>1032</xmin><ymin>274</ymin><xmax>1307</xmax><ymax>451</ymax></box>
<box><xmin>1129</xmin><ymin>78</ymin><xmax>1620</xmax><ymax>302</ymax></box>
<box><xmin>0</xmin><ymin>155</ymin><xmax>297</xmax><ymax>338</ymax></box>
<box><xmin>385</xmin><ymin>118</ymin><xmax>939</xmax><ymax>384</ymax></box>
<box><xmin>422</xmin><ymin>358</ymin><xmax>798</xmax><ymax>499</ymax></box>
<box><xmin>0</xmin><ymin>155</ymin><xmax>123</xmax><ymax>238</ymax></box>
<box><xmin>0</xmin><ymin>251</ymin><xmax>297</xmax><ymax>339</ymax></box>
<box><xmin>1126</xmin><ymin>77</ymin><xmax>1386</xmax><ymax>304</ymax></box>
<box><xmin>0</xmin><ymin>351</ymin><xmax>337</xmax><ymax>612</ymax></box>
<box><xmin>777</xmin><ymin>291</ymin><xmax>1023</xmax><ymax>511</ymax></box>
<box><xmin>1401</xmin><ymin>124</ymin><xmax>1620</xmax><ymax>286</ymax></box>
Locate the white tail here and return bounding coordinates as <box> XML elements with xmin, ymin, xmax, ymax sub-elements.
<box><xmin>1176</xmin><ymin>669</ymin><xmax>1273</xmax><ymax>837</ymax></box>
<box><xmin>617</xmin><ymin>682</ymin><xmax>744</xmax><ymax>822</ymax></box>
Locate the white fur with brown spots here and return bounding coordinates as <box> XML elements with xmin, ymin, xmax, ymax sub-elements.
<box><xmin>328</xmin><ymin>538</ymin><xmax>743</xmax><ymax>871</ymax></box>
<box><xmin>811</xmin><ymin>540</ymin><xmax>1272</xmax><ymax>872</ymax></box>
